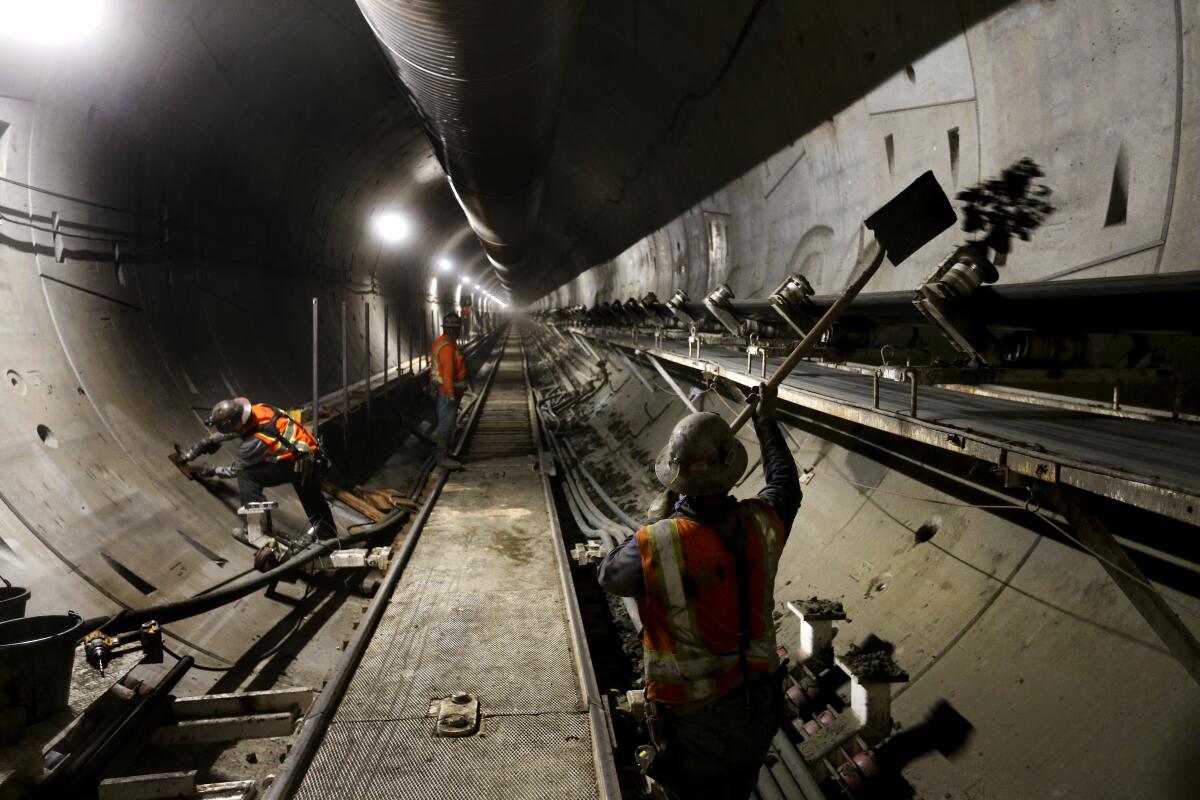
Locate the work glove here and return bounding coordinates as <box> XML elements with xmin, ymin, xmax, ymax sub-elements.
<box><xmin>750</xmin><ymin>382</ymin><xmax>777</xmax><ymax>421</ymax></box>
<box><xmin>180</xmin><ymin>435</ymin><xmax>222</xmax><ymax>464</ymax></box>
<box><xmin>646</xmin><ymin>490</ymin><xmax>679</xmax><ymax>522</ymax></box>
<box><xmin>213</xmin><ymin>465</ymin><xmax>236</xmax><ymax>479</ymax></box>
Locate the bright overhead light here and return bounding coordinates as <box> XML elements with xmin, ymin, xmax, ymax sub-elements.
<box><xmin>0</xmin><ymin>0</ymin><xmax>103</xmax><ymax>44</ymax></box>
<box><xmin>437</xmin><ymin>258</ymin><xmax>452</xmax><ymax>272</ymax></box>
<box><xmin>373</xmin><ymin>211</ymin><xmax>410</xmax><ymax>243</ymax></box>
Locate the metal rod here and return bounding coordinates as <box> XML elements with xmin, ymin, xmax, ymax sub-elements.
<box><xmin>311</xmin><ymin>297</ymin><xmax>319</xmax><ymax>437</ymax></box>
<box><xmin>872</xmin><ymin>369</ymin><xmax>880</xmax><ymax>409</ymax></box>
<box><xmin>263</xmin><ymin>469</ymin><xmax>453</xmax><ymax>800</ymax></box>
<box><xmin>43</xmin><ymin>654</ymin><xmax>194</xmax><ymax>795</ymax></box>
<box><xmin>909</xmin><ymin>371</ymin><xmax>919</xmax><ymax>417</ymax></box>
<box><xmin>611</xmin><ymin>345</ymin><xmax>655</xmax><ymax>393</ymax></box>
<box><xmin>383</xmin><ymin>303</ymin><xmax>389</xmax><ymax>389</ymax></box>
<box><xmin>1044</xmin><ymin>485</ymin><xmax>1200</xmax><ymax>688</ymax></box>
<box><xmin>341</xmin><ymin>300</ymin><xmax>349</xmax><ymax>452</ymax></box>
<box><xmin>729</xmin><ymin>239</ymin><xmax>885</xmax><ymax>433</ymax></box>
<box><xmin>264</xmin><ymin>338</ymin><xmax>508</xmax><ymax>799</ymax></box>
<box><xmin>525</xmin><ymin>342</ymin><xmax>622</xmax><ymax>800</ymax></box>
<box><xmin>364</xmin><ymin>301</ymin><xmax>371</xmax><ymax>431</ymax></box>
<box><xmin>645</xmin><ymin>353</ymin><xmax>699</xmax><ymax>413</ymax></box>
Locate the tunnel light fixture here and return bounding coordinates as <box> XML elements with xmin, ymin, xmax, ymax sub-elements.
<box><xmin>437</xmin><ymin>258</ymin><xmax>452</xmax><ymax>273</ymax></box>
<box><xmin>0</xmin><ymin>0</ymin><xmax>104</xmax><ymax>44</ymax></box>
<box><xmin>373</xmin><ymin>211</ymin><xmax>410</xmax><ymax>243</ymax></box>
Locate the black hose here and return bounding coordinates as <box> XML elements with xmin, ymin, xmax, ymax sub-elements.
<box><xmin>81</xmin><ymin>507</ymin><xmax>411</xmax><ymax>637</ymax></box>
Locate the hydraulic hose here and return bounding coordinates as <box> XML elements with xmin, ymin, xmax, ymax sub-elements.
<box><xmin>83</xmin><ymin>508</ymin><xmax>412</xmax><ymax>637</ymax></box>
<box><xmin>562</xmin><ymin>440</ymin><xmax>640</xmax><ymax>529</ymax></box>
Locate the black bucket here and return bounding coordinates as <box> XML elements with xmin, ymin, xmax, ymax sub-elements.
<box><xmin>0</xmin><ymin>585</ymin><xmax>30</xmax><ymax>622</ymax></box>
<box><xmin>0</xmin><ymin>612</ymin><xmax>84</xmax><ymax>728</ymax></box>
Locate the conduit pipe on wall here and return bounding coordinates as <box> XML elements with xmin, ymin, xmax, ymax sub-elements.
<box><xmin>354</xmin><ymin>0</ymin><xmax>583</xmax><ymax>290</ymax></box>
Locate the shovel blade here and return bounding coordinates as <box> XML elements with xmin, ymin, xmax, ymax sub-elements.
<box><xmin>865</xmin><ymin>170</ymin><xmax>956</xmax><ymax>266</ymax></box>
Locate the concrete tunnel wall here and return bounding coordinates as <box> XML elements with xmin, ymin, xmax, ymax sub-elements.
<box><xmin>539</xmin><ymin>0</ymin><xmax>1197</xmax><ymax>307</ymax></box>
<box><xmin>550</xmin><ymin>337</ymin><xmax>1200</xmax><ymax>798</ymax></box>
<box><xmin>531</xmin><ymin>1</ymin><xmax>1200</xmax><ymax>796</ymax></box>
<box><xmin>0</xmin><ymin>1</ymin><xmax>474</xmax><ymax>666</ymax></box>
<box><xmin>0</xmin><ymin>0</ymin><xmax>1194</xmax><ymax>795</ymax></box>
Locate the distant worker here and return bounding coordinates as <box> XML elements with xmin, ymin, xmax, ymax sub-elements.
<box><xmin>179</xmin><ymin>398</ymin><xmax>336</xmax><ymax>540</ymax></box>
<box><xmin>431</xmin><ymin>312</ymin><xmax>468</xmax><ymax>470</ymax></box>
<box><xmin>598</xmin><ymin>384</ymin><xmax>800</xmax><ymax>800</ymax></box>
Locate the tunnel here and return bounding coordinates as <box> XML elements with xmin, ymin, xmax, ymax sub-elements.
<box><xmin>0</xmin><ymin>1</ymin><xmax>1197</xmax><ymax>798</ymax></box>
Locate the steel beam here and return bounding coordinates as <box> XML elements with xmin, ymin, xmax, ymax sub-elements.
<box><xmin>1043</xmin><ymin>485</ymin><xmax>1200</xmax><ymax>688</ymax></box>
<box><xmin>643</xmin><ymin>353</ymin><xmax>699</xmax><ymax>413</ymax></box>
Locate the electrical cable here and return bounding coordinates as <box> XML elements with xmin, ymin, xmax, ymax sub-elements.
<box><xmin>161</xmin><ymin>562</ymin><xmax>323</xmax><ymax>671</ymax></box>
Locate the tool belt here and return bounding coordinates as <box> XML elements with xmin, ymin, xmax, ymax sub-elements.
<box><xmin>295</xmin><ymin>449</ymin><xmax>330</xmax><ymax>485</ymax></box>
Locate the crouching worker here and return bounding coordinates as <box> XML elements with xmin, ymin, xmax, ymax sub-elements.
<box><xmin>180</xmin><ymin>397</ymin><xmax>337</xmax><ymax>540</ymax></box>
<box><xmin>598</xmin><ymin>383</ymin><xmax>800</xmax><ymax>800</ymax></box>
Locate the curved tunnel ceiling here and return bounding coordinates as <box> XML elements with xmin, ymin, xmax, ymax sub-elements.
<box><xmin>351</xmin><ymin>0</ymin><xmax>1016</xmax><ymax>302</ymax></box>
<box><xmin>0</xmin><ymin>2</ymin><xmax>1197</xmax><ymax>798</ymax></box>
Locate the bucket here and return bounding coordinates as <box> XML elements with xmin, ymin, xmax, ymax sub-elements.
<box><xmin>0</xmin><ymin>612</ymin><xmax>84</xmax><ymax>728</ymax></box>
<box><xmin>0</xmin><ymin>584</ymin><xmax>30</xmax><ymax>622</ymax></box>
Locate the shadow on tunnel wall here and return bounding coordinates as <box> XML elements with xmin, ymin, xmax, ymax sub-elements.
<box><xmin>528</xmin><ymin>0</ymin><xmax>1019</xmax><ymax>300</ymax></box>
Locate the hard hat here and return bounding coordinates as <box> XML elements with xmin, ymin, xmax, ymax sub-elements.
<box><xmin>208</xmin><ymin>397</ymin><xmax>252</xmax><ymax>434</ymax></box>
<box><xmin>442</xmin><ymin>312</ymin><xmax>463</xmax><ymax>329</ymax></box>
<box><xmin>654</xmin><ymin>412</ymin><xmax>747</xmax><ymax>496</ymax></box>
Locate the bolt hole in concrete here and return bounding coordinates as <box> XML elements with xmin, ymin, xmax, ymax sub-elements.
<box><xmin>914</xmin><ymin>515</ymin><xmax>942</xmax><ymax>544</ymax></box>
<box><xmin>6</xmin><ymin>370</ymin><xmax>26</xmax><ymax>395</ymax></box>
<box><xmin>36</xmin><ymin>424</ymin><xmax>59</xmax><ymax>449</ymax></box>
<box><xmin>904</xmin><ymin>63</ymin><xmax>916</xmax><ymax>82</ymax></box>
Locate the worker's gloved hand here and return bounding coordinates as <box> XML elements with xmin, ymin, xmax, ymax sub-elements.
<box><xmin>750</xmin><ymin>382</ymin><xmax>777</xmax><ymax>421</ymax></box>
<box><xmin>646</xmin><ymin>490</ymin><xmax>679</xmax><ymax>522</ymax></box>
<box><xmin>213</xmin><ymin>465</ymin><xmax>236</xmax><ymax>479</ymax></box>
<box><xmin>181</xmin><ymin>435</ymin><xmax>222</xmax><ymax>464</ymax></box>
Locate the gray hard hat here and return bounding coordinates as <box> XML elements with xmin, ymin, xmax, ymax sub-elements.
<box><xmin>208</xmin><ymin>397</ymin><xmax>252</xmax><ymax>434</ymax></box>
<box><xmin>442</xmin><ymin>312</ymin><xmax>463</xmax><ymax>329</ymax></box>
<box><xmin>654</xmin><ymin>412</ymin><xmax>748</xmax><ymax>496</ymax></box>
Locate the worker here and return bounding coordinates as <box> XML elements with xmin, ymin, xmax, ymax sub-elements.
<box><xmin>179</xmin><ymin>397</ymin><xmax>336</xmax><ymax>540</ymax></box>
<box><xmin>598</xmin><ymin>384</ymin><xmax>800</xmax><ymax>800</ymax></box>
<box><xmin>431</xmin><ymin>312</ymin><xmax>468</xmax><ymax>469</ymax></box>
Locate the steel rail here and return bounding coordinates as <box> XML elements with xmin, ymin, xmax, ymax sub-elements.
<box><xmin>524</xmin><ymin>336</ymin><xmax>622</xmax><ymax>800</ymax></box>
<box><xmin>263</xmin><ymin>328</ymin><xmax>509</xmax><ymax>800</ymax></box>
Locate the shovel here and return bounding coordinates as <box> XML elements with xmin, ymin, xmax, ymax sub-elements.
<box><xmin>730</xmin><ymin>170</ymin><xmax>955</xmax><ymax>432</ymax></box>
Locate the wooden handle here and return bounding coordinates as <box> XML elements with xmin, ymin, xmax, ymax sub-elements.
<box><xmin>730</xmin><ymin>239</ymin><xmax>886</xmax><ymax>433</ymax></box>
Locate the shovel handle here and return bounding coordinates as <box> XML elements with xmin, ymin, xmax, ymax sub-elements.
<box><xmin>730</xmin><ymin>238</ymin><xmax>886</xmax><ymax>433</ymax></box>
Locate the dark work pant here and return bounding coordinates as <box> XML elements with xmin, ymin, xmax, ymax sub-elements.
<box><xmin>238</xmin><ymin>461</ymin><xmax>336</xmax><ymax>539</ymax></box>
<box><xmin>652</xmin><ymin>678</ymin><xmax>782</xmax><ymax>800</ymax></box>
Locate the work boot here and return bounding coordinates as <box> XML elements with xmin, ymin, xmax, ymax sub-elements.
<box><xmin>437</xmin><ymin>455</ymin><xmax>463</xmax><ymax>470</ymax></box>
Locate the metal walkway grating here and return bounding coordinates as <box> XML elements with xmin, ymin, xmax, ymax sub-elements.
<box><xmin>296</xmin><ymin>335</ymin><xmax>598</xmax><ymax>800</ymax></box>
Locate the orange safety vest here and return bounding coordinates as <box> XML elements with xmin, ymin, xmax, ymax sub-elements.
<box><xmin>431</xmin><ymin>334</ymin><xmax>467</xmax><ymax>398</ymax></box>
<box><xmin>636</xmin><ymin>500</ymin><xmax>785</xmax><ymax>705</ymax></box>
<box><xmin>249</xmin><ymin>404</ymin><xmax>318</xmax><ymax>463</ymax></box>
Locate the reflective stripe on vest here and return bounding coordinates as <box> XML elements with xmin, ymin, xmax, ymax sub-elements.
<box><xmin>430</xmin><ymin>339</ymin><xmax>450</xmax><ymax>384</ymax></box>
<box><xmin>638</xmin><ymin>501</ymin><xmax>784</xmax><ymax>704</ymax></box>
<box><xmin>251</xmin><ymin>404</ymin><xmax>317</xmax><ymax>463</ymax></box>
